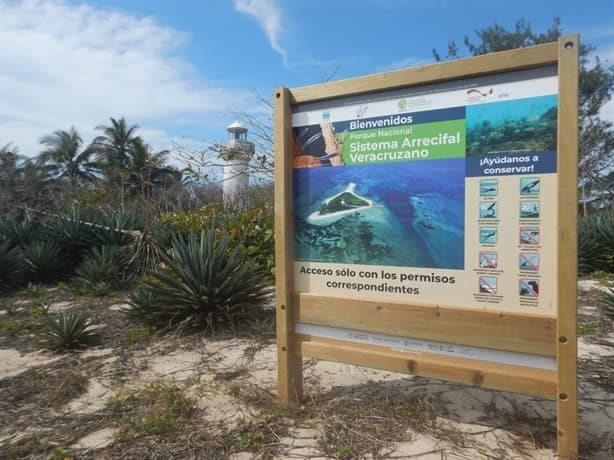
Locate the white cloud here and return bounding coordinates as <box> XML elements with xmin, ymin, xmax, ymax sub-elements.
<box><xmin>233</xmin><ymin>0</ymin><xmax>286</xmax><ymax>63</ymax></box>
<box><xmin>0</xmin><ymin>0</ymin><xmax>250</xmax><ymax>156</ymax></box>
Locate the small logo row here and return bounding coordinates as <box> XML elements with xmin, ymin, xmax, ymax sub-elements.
<box><xmin>479</xmin><ymin>200</ymin><xmax>540</xmax><ymax>219</ymax></box>
<box><xmin>478</xmin><ymin>251</ymin><xmax>539</xmax><ymax>270</ymax></box>
<box><xmin>478</xmin><ymin>276</ymin><xmax>539</xmax><ymax>297</ymax></box>
<box><xmin>479</xmin><ymin>226</ymin><xmax>540</xmax><ymax>245</ymax></box>
<box><xmin>480</xmin><ymin>177</ymin><xmax>540</xmax><ymax>197</ymax></box>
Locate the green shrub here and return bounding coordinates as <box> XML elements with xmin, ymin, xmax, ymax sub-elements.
<box><xmin>75</xmin><ymin>246</ymin><xmax>118</xmax><ymax>282</ymax></box>
<box><xmin>160</xmin><ymin>201</ymin><xmax>275</xmax><ymax>275</ymax></box>
<box><xmin>22</xmin><ymin>241</ymin><xmax>65</xmax><ymax>282</ymax></box>
<box><xmin>74</xmin><ymin>245</ymin><xmax>130</xmax><ymax>295</ymax></box>
<box><xmin>0</xmin><ymin>216</ymin><xmax>40</xmax><ymax>248</ymax></box>
<box><xmin>578</xmin><ymin>214</ymin><xmax>614</xmax><ymax>274</ymax></box>
<box><xmin>0</xmin><ymin>240</ymin><xmax>22</xmax><ymax>286</ymax></box>
<box><xmin>126</xmin><ymin>231</ymin><xmax>271</xmax><ymax>330</ymax></box>
<box><xmin>151</xmin><ymin>224</ymin><xmax>175</xmax><ymax>252</ymax></box>
<box><xmin>40</xmin><ymin>311</ymin><xmax>99</xmax><ymax>350</ymax></box>
<box><xmin>93</xmin><ymin>208</ymin><xmax>142</xmax><ymax>247</ymax></box>
<box><xmin>46</xmin><ymin>205</ymin><xmax>97</xmax><ymax>260</ymax></box>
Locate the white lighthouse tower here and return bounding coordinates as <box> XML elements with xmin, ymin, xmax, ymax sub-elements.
<box><xmin>223</xmin><ymin>120</ymin><xmax>255</xmax><ymax>204</ymax></box>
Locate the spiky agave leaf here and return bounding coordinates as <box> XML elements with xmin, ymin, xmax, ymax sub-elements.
<box><xmin>126</xmin><ymin>231</ymin><xmax>271</xmax><ymax>329</ymax></box>
<box><xmin>0</xmin><ymin>216</ymin><xmax>40</xmax><ymax>248</ymax></box>
<box><xmin>75</xmin><ymin>246</ymin><xmax>120</xmax><ymax>284</ymax></box>
<box><xmin>23</xmin><ymin>240</ymin><xmax>65</xmax><ymax>282</ymax></box>
<box><xmin>75</xmin><ymin>245</ymin><xmax>127</xmax><ymax>296</ymax></box>
<box><xmin>40</xmin><ymin>311</ymin><xmax>99</xmax><ymax>350</ymax></box>
<box><xmin>46</xmin><ymin>205</ymin><xmax>98</xmax><ymax>260</ymax></box>
<box><xmin>578</xmin><ymin>214</ymin><xmax>614</xmax><ymax>274</ymax></box>
<box><xmin>0</xmin><ymin>240</ymin><xmax>22</xmax><ymax>286</ymax></box>
<box><xmin>93</xmin><ymin>208</ymin><xmax>143</xmax><ymax>247</ymax></box>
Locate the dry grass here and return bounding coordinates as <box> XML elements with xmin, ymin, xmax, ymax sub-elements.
<box><xmin>106</xmin><ymin>382</ymin><xmax>197</xmax><ymax>441</ymax></box>
<box><xmin>1</xmin><ymin>283</ymin><xmax>613</xmax><ymax>459</ymax></box>
<box><xmin>0</xmin><ymin>358</ymin><xmax>88</xmax><ymax>410</ymax></box>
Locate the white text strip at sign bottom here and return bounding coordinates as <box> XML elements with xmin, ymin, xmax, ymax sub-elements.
<box><xmin>295</xmin><ymin>322</ymin><xmax>556</xmax><ymax>371</ymax></box>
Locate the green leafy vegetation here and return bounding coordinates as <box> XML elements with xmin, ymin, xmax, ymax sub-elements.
<box><xmin>94</xmin><ymin>208</ymin><xmax>143</xmax><ymax>247</ymax></box>
<box><xmin>578</xmin><ymin>214</ymin><xmax>614</xmax><ymax>275</ymax></box>
<box><xmin>75</xmin><ymin>245</ymin><xmax>125</xmax><ymax>296</ymax></box>
<box><xmin>0</xmin><ymin>319</ymin><xmax>42</xmax><ymax>337</ymax></box>
<box><xmin>125</xmin><ymin>326</ymin><xmax>157</xmax><ymax>344</ymax></box>
<box><xmin>160</xmin><ymin>201</ymin><xmax>275</xmax><ymax>276</ymax></box>
<box><xmin>22</xmin><ymin>241</ymin><xmax>65</xmax><ymax>282</ymax></box>
<box><xmin>0</xmin><ymin>216</ymin><xmax>40</xmax><ymax>248</ymax></box>
<box><xmin>46</xmin><ymin>204</ymin><xmax>98</xmax><ymax>260</ymax></box>
<box><xmin>320</xmin><ymin>192</ymin><xmax>369</xmax><ymax>214</ymax></box>
<box><xmin>126</xmin><ymin>231</ymin><xmax>271</xmax><ymax>330</ymax></box>
<box><xmin>0</xmin><ymin>240</ymin><xmax>22</xmax><ymax>287</ymax></box>
<box><xmin>39</xmin><ymin>311</ymin><xmax>99</xmax><ymax>350</ymax></box>
<box><xmin>434</xmin><ymin>17</ymin><xmax>614</xmax><ymax>212</ymax></box>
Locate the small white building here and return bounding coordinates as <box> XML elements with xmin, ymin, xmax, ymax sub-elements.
<box><xmin>223</xmin><ymin>120</ymin><xmax>255</xmax><ymax>203</ymax></box>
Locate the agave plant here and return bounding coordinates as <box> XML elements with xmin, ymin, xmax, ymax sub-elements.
<box><xmin>22</xmin><ymin>240</ymin><xmax>65</xmax><ymax>282</ymax></box>
<box><xmin>76</xmin><ymin>246</ymin><xmax>119</xmax><ymax>283</ymax></box>
<box><xmin>126</xmin><ymin>231</ymin><xmax>271</xmax><ymax>330</ymax></box>
<box><xmin>0</xmin><ymin>216</ymin><xmax>40</xmax><ymax>248</ymax></box>
<box><xmin>46</xmin><ymin>205</ymin><xmax>97</xmax><ymax>260</ymax></box>
<box><xmin>124</xmin><ymin>231</ymin><xmax>165</xmax><ymax>275</ymax></box>
<box><xmin>0</xmin><ymin>240</ymin><xmax>22</xmax><ymax>286</ymax></box>
<box><xmin>40</xmin><ymin>311</ymin><xmax>99</xmax><ymax>350</ymax></box>
<box><xmin>93</xmin><ymin>208</ymin><xmax>143</xmax><ymax>247</ymax></box>
<box><xmin>75</xmin><ymin>245</ymin><xmax>129</xmax><ymax>295</ymax></box>
<box><xmin>578</xmin><ymin>214</ymin><xmax>614</xmax><ymax>274</ymax></box>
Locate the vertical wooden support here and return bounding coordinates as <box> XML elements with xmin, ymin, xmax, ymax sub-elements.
<box><xmin>274</xmin><ymin>87</ymin><xmax>304</xmax><ymax>405</ymax></box>
<box><xmin>556</xmin><ymin>34</ymin><xmax>579</xmax><ymax>459</ymax></box>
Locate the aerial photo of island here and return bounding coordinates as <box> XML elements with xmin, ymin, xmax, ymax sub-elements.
<box><xmin>465</xmin><ymin>95</ymin><xmax>557</xmax><ymax>156</ymax></box>
<box><xmin>293</xmin><ymin>159</ymin><xmax>465</xmax><ymax>269</ymax></box>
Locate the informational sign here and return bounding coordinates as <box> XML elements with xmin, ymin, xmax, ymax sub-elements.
<box><xmin>291</xmin><ymin>67</ymin><xmax>557</xmax><ymax>315</ymax></box>
<box><xmin>274</xmin><ymin>36</ymin><xmax>579</xmax><ymax>458</ymax></box>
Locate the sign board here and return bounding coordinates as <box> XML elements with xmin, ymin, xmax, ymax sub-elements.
<box><xmin>275</xmin><ymin>36</ymin><xmax>578</xmax><ymax>458</ymax></box>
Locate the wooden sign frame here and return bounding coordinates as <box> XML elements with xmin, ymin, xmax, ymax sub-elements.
<box><xmin>275</xmin><ymin>35</ymin><xmax>578</xmax><ymax>457</ymax></box>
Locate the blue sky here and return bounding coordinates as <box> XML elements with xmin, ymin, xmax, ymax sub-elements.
<box><xmin>1</xmin><ymin>0</ymin><xmax>613</xmax><ymax>161</ymax></box>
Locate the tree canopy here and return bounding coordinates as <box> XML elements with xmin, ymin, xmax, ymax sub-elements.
<box><xmin>433</xmin><ymin>18</ymin><xmax>614</xmax><ymax>212</ymax></box>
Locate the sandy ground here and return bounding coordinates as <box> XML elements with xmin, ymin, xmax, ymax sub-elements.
<box><xmin>1</xmin><ymin>282</ymin><xmax>613</xmax><ymax>459</ymax></box>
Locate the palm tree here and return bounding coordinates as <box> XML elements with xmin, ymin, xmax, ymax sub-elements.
<box><xmin>1</xmin><ymin>143</ymin><xmax>50</xmax><ymax>212</ymax></box>
<box><xmin>37</xmin><ymin>127</ymin><xmax>99</xmax><ymax>188</ymax></box>
<box><xmin>93</xmin><ymin>117</ymin><xmax>140</xmax><ymax>168</ymax></box>
<box><xmin>126</xmin><ymin>137</ymin><xmax>181</xmax><ymax>195</ymax></box>
<box><xmin>1</xmin><ymin>143</ymin><xmax>24</xmax><ymax>206</ymax></box>
<box><xmin>0</xmin><ymin>143</ymin><xmax>23</xmax><ymax>181</ymax></box>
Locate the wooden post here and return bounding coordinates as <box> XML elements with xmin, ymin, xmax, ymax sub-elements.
<box><xmin>556</xmin><ymin>34</ymin><xmax>579</xmax><ymax>459</ymax></box>
<box><xmin>274</xmin><ymin>87</ymin><xmax>303</xmax><ymax>405</ymax></box>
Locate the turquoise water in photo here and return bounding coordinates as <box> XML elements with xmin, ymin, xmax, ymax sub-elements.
<box><xmin>466</xmin><ymin>95</ymin><xmax>557</xmax><ymax>156</ymax></box>
<box><xmin>293</xmin><ymin>159</ymin><xmax>465</xmax><ymax>269</ymax></box>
